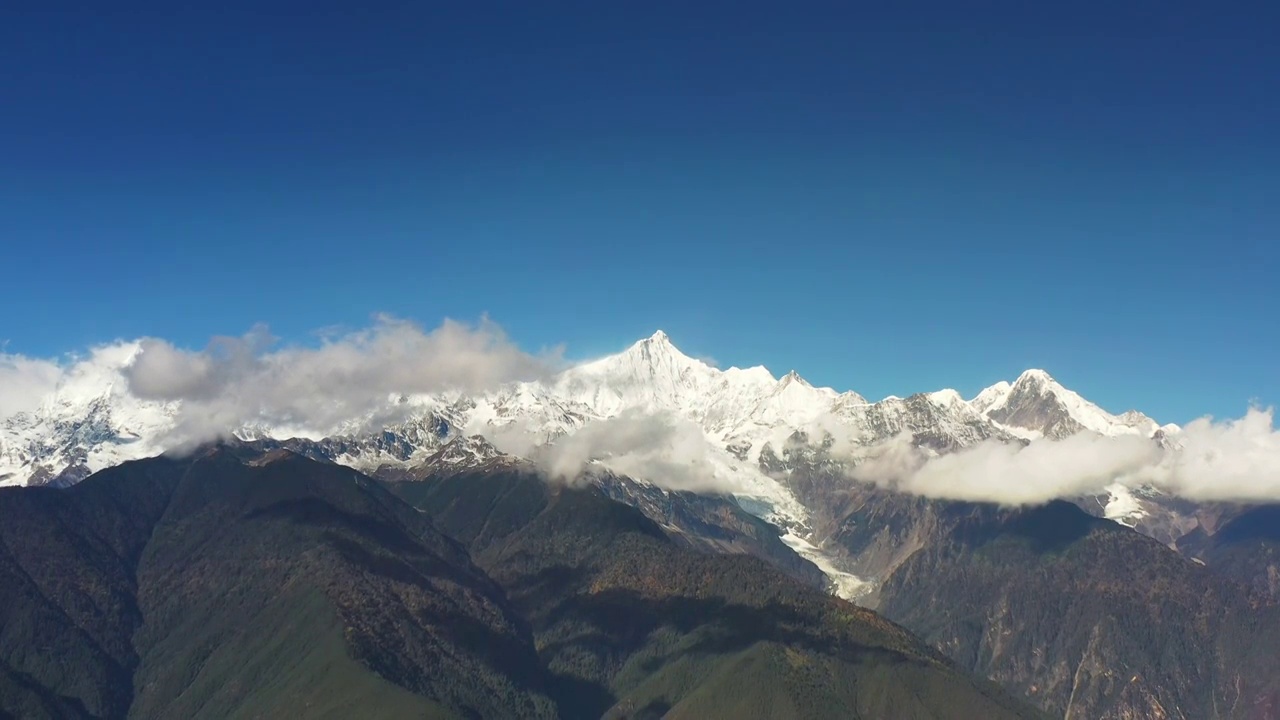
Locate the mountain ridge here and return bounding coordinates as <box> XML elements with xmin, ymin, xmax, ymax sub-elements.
<box><xmin>0</xmin><ymin>330</ymin><xmax>1196</xmax><ymax>599</ymax></box>
<box><xmin>1</xmin><ymin>330</ymin><xmax>1170</xmax><ymax>489</ymax></box>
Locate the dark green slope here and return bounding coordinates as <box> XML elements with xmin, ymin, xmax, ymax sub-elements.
<box><xmin>391</xmin><ymin>468</ymin><xmax>1048</xmax><ymax>720</ymax></box>
<box><xmin>0</xmin><ymin>457</ymin><xmax>187</xmax><ymax>719</ymax></box>
<box><xmin>0</xmin><ymin>447</ymin><xmax>557</xmax><ymax>720</ymax></box>
<box><xmin>375</xmin><ymin>452</ymin><xmax>829</xmax><ymax>591</ymax></box>
<box><xmin>1178</xmin><ymin>503</ymin><xmax>1280</xmax><ymax>604</ymax></box>
<box><xmin>868</xmin><ymin>500</ymin><xmax>1280</xmax><ymax>720</ymax></box>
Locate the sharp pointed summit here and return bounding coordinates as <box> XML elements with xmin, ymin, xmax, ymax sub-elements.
<box><xmin>621</xmin><ymin>329</ymin><xmax>694</xmax><ymax>365</ymax></box>
<box><xmin>974</xmin><ymin>368</ymin><xmax>1159</xmax><ymax>440</ymax></box>
<box><xmin>779</xmin><ymin>369</ymin><xmax>812</xmax><ymax>388</ymax></box>
<box><xmin>623</xmin><ymin>330</ymin><xmax>702</xmax><ymax>370</ymax></box>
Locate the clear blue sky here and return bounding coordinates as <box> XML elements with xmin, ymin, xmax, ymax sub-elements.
<box><xmin>2</xmin><ymin>1</ymin><xmax>1276</xmax><ymax>423</ymax></box>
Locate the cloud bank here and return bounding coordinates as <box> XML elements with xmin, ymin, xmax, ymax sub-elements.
<box><xmin>2</xmin><ymin>316</ymin><xmax>558</xmax><ymax>447</ymax></box>
<box><xmin>504</xmin><ymin>410</ymin><xmax>739</xmax><ymax>493</ymax></box>
<box><xmin>1137</xmin><ymin>409</ymin><xmax>1280</xmax><ymax>501</ymax></box>
<box><xmin>842</xmin><ymin>407</ymin><xmax>1280</xmax><ymax>504</ymax></box>
<box><xmin>0</xmin><ymin>354</ymin><xmax>62</xmax><ymax>416</ymax></box>
<box><xmin>124</xmin><ymin>315</ymin><xmax>560</xmax><ymax>443</ymax></box>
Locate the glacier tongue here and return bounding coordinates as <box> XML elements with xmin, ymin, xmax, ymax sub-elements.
<box><xmin>780</xmin><ymin>532</ymin><xmax>875</xmax><ymax>601</ymax></box>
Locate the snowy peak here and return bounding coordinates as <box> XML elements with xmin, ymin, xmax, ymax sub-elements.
<box><xmin>426</xmin><ymin>434</ymin><xmax>505</xmax><ymax>468</ymax></box>
<box><xmin>969</xmin><ymin>381</ymin><xmax>1012</xmax><ymax>415</ymax></box>
<box><xmin>927</xmin><ymin>389</ymin><xmax>966</xmax><ymax>407</ymax></box>
<box><xmin>723</xmin><ymin>365</ymin><xmax>776</xmax><ymax>386</ymax></box>
<box><xmin>625</xmin><ymin>329</ymin><xmax>696</xmax><ymax>365</ymax></box>
<box><xmin>780</xmin><ymin>369</ymin><xmax>806</xmax><ymax>385</ymax></box>
<box><xmin>975</xmin><ymin>368</ymin><xmax>1158</xmax><ymax>440</ymax></box>
<box><xmin>1014</xmin><ymin>368</ymin><xmax>1057</xmax><ymax>386</ymax></box>
<box><xmin>554</xmin><ymin>330</ymin><xmax>722</xmax><ymax>417</ymax></box>
<box><xmin>572</xmin><ymin>330</ymin><xmax>710</xmax><ymax>381</ymax></box>
<box><xmin>746</xmin><ymin>370</ymin><xmax>837</xmax><ymax>427</ymax></box>
<box><xmin>645</xmin><ymin>329</ymin><xmax>672</xmax><ymax>345</ymax></box>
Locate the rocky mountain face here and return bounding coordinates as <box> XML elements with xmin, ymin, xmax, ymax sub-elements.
<box><xmin>765</xmin><ymin>439</ymin><xmax>1280</xmax><ymax>719</ymax></box>
<box><xmin>1177</xmin><ymin>503</ymin><xmax>1280</xmax><ymax>603</ymax></box>
<box><xmin>849</xmin><ymin>498</ymin><xmax>1280</xmax><ymax>719</ymax></box>
<box><xmin>0</xmin><ymin>449</ymin><xmax>1045</xmax><ymax>720</ymax></box>
<box><xmin>972</xmin><ymin>369</ymin><xmax>1172</xmax><ymax>441</ymax></box>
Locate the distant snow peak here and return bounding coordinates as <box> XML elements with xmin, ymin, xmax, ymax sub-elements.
<box><xmin>969</xmin><ymin>380</ymin><xmax>1011</xmax><ymax>408</ymax></box>
<box><xmin>723</xmin><ymin>365</ymin><xmax>775</xmax><ymax>385</ymax></box>
<box><xmin>628</xmin><ymin>329</ymin><xmax>691</xmax><ymax>362</ymax></box>
<box><xmin>646</xmin><ymin>329</ymin><xmax>671</xmax><ymax>344</ymax></box>
<box><xmin>1015</xmin><ymin>368</ymin><xmax>1056</xmax><ymax>386</ymax></box>
<box><xmin>780</xmin><ymin>370</ymin><xmax>809</xmax><ymax>387</ymax></box>
<box><xmin>928</xmin><ymin>389</ymin><xmax>965</xmax><ymax>407</ymax></box>
<box><xmin>972</xmin><ymin>368</ymin><xmax>1160</xmax><ymax>440</ymax></box>
<box><xmin>430</xmin><ymin>433</ymin><xmax>504</xmax><ymax>467</ymax></box>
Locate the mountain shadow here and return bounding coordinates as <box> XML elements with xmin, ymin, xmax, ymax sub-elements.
<box><xmin>390</xmin><ymin>466</ymin><xmax>1048</xmax><ymax>720</ymax></box>
<box><xmin>829</xmin><ymin>486</ymin><xmax>1280</xmax><ymax>720</ymax></box>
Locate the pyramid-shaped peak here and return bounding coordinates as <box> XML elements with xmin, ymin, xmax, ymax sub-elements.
<box><xmin>621</xmin><ymin>330</ymin><xmax>706</xmax><ymax>368</ymax></box>
<box><xmin>778</xmin><ymin>370</ymin><xmax>813</xmax><ymax>388</ymax></box>
<box><xmin>1014</xmin><ymin>368</ymin><xmax>1058</xmax><ymax>386</ymax></box>
<box><xmin>628</xmin><ymin>329</ymin><xmax>681</xmax><ymax>353</ymax></box>
<box><xmin>428</xmin><ymin>433</ymin><xmax>504</xmax><ymax>466</ymax></box>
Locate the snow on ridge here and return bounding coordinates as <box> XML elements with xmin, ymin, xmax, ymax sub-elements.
<box><xmin>969</xmin><ymin>369</ymin><xmax>1161</xmax><ymax>440</ymax></box>
<box><xmin>928</xmin><ymin>388</ymin><xmax>965</xmax><ymax>406</ymax></box>
<box><xmin>969</xmin><ymin>380</ymin><xmax>1012</xmax><ymax>414</ymax></box>
<box><xmin>1</xmin><ymin>330</ymin><xmax>1166</xmax><ymax>496</ymax></box>
<box><xmin>1</xmin><ymin>329</ymin><xmax>1180</xmax><ymax>604</ymax></box>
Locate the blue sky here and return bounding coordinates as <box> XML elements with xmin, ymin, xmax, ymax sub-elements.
<box><xmin>2</xmin><ymin>1</ymin><xmax>1276</xmax><ymax>423</ymax></box>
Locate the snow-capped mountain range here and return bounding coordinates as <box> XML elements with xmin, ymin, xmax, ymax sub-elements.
<box><xmin>2</xmin><ymin>329</ymin><xmax>1175</xmax><ymax>508</ymax></box>
<box><xmin>2</xmin><ymin>331</ymin><xmax>1171</xmax><ymax>482</ymax></box>
<box><xmin>0</xmin><ymin>330</ymin><xmax>1193</xmax><ymax>598</ymax></box>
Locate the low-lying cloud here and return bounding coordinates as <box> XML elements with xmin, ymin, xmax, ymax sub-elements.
<box><xmin>1136</xmin><ymin>408</ymin><xmax>1280</xmax><ymax>501</ymax></box>
<box><xmin>508</xmin><ymin>410</ymin><xmax>739</xmax><ymax>493</ymax></box>
<box><xmin>3</xmin><ymin>316</ymin><xmax>559</xmax><ymax>447</ymax></box>
<box><xmin>843</xmin><ymin>407</ymin><xmax>1280</xmax><ymax>504</ymax></box>
<box><xmin>123</xmin><ymin>315</ymin><xmax>559</xmax><ymax>443</ymax></box>
<box><xmin>8</xmin><ymin>320</ymin><xmax>1280</xmax><ymax>505</ymax></box>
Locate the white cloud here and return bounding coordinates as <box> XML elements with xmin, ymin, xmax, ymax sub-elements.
<box><xmin>1137</xmin><ymin>407</ymin><xmax>1280</xmax><ymax>501</ymax></box>
<box><xmin>840</xmin><ymin>407</ymin><xmax>1280</xmax><ymax>505</ymax></box>
<box><xmin>849</xmin><ymin>430</ymin><xmax>1160</xmax><ymax>504</ymax></box>
<box><xmin>533</xmin><ymin>409</ymin><xmax>738</xmax><ymax>493</ymax></box>
<box><xmin>0</xmin><ymin>354</ymin><xmax>62</xmax><ymax>416</ymax></box>
<box><xmin>478</xmin><ymin>418</ymin><xmax>545</xmax><ymax>459</ymax></box>
<box><xmin>119</xmin><ymin>315</ymin><xmax>560</xmax><ymax>443</ymax></box>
